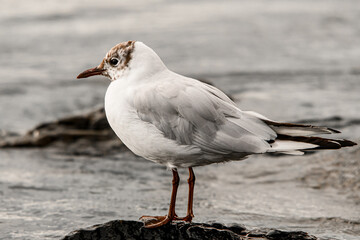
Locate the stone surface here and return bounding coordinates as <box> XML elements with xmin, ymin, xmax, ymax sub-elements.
<box><xmin>0</xmin><ymin>107</ymin><xmax>114</xmax><ymax>147</ymax></box>
<box><xmin>0</xmin><ymin>107</ymin><xmax>125</xmax><ymax>155</ymax></box>
<box><xmin>61</xmin><ymin>220</ymin><xmax>317</xmax><ymax>240</ymax></box>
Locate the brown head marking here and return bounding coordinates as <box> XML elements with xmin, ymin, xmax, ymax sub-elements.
<box><xmin>105</xmin><ymin>40</ymin><xmax>135</xmax><ymax>70</ymax></box>
<box><xmin>77</xmin><ymin>40</ymin><xmax>136</xmax><ymax>80</ymax></box>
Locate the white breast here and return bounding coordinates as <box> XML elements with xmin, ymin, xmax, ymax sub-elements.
<box><xmin>104</xmin><ymin>80</ymin><xmax>141</xmax><ymax>155</ymax></box>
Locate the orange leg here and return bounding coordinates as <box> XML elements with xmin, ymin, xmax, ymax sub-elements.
<box><xmin>175</xmin><ymin>167</ymin><xmax>195</xmax><ymax>222</ymax></box>
<box><xmin>140</xmin><ymin>168</ymin><xmax>180</xmax><ymax>228</ymax></box>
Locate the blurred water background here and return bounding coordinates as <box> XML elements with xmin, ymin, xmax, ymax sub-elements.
<box><xmin>0</xmin><ymin>0</ymin><xmax>359</xmax><ymax>239</ymax></box>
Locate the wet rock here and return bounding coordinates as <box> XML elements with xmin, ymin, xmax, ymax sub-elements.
<box><xmin>0</xmin><ymin>107</ymin><xmax>125</xmax><ymax>155</ymax></box>
<box><xmin>0</xmin><ymin>107</ymin><xmax>113</xmax><ymax>147</ymax></box>
<box><xmin>61</xmin><ymin>220</ymin><xmax>317</xmax><ymax>240</ymax></box>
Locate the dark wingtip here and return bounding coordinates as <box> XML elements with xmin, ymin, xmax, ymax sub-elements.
<box><xmin>328</xmin><ymin>127</ymin><xmax>341</xmax><ymax>134</ymax></box>
<box><xmin>276</xmin><ymin>134</ymin><xmax>357</xmax><ymax>150</ymax></box>
<box><xmin>337</xmin><ymin>139</ymin><xmax>357</xmax><ymax>147</ymax></box>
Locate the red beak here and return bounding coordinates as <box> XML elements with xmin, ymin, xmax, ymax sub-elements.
<box><xmin>77</xmin><ymin>67</ymin><xmax>104</xmax><ymax>79</ymax></box>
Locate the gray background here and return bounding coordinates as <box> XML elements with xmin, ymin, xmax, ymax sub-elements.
<box><xmin>0</xmin><ymin>1</ymin><xmax>359</xmax><ymax>239</ymax></box>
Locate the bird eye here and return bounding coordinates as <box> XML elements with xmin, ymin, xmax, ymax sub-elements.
<box><xmin>109</xmin><ymin>58</ymin><xmax>120</xmax><ymax>66</ymax></box>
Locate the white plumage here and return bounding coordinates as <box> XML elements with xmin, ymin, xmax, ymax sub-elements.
<box><xmin>98</xmin><ymin>42</ymin><xmax>352</xmax><ymax>168</ymax></box>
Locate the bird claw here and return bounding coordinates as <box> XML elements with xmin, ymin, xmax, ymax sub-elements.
<box><xmin>139</xmin><ymin>215</ymin><xmax>171</xmax><ymax>228</ymax></box>
<box><xmin>139</xmin><ymin>213</ymin><xmax>194</xmax><ymax>228</ymax></box>
<box><xmin>174</xmin><ymin>214</ymin><xmax>193</xmax><ymax>222</ymax></box>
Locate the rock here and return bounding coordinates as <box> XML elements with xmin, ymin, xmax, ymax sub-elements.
<box><xmin>61</xmin><ymin>220</ymin><xmax>317</xmax><ymax>240</ymax></box>
<box><xmin>0</xmin><ymin>107</ymin><xmax>113</xmax><ymax>147</ymax></box>
<box><xmin>0</xmin><ymin>107</ymin><xmax>125</xmax><ymax>155</ymax></box>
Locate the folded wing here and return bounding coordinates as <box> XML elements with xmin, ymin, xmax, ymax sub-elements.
<box><xmin>133</xmin><ymin>76</ymin><xmax>356</xmax><ymax>159</ymax></box>
<box><xmin>133</xmin><ymin>78</ymin><xmax>276</xmax><ymax>156</ymax></box>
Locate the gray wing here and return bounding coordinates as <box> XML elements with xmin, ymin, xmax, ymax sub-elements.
<box><xmin>132</xmin><ymin>78</ymin><xmax>276</xmax><ymax>155</ymax></box>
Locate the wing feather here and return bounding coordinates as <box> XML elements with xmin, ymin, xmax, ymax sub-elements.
<box><xmin>132</xmin><ymin>78</ymin><xmax>275</xmax><ymax>155</ymax></box>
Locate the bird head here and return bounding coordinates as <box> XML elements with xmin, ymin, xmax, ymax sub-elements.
<box><xmin>77</xmin><ymin>41</ymin><xmax>165</xmax><ymax>81</ymax></box>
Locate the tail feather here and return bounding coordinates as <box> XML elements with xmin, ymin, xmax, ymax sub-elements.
<box><xmin>264</xmin><ymin>120</ymin><xmax>357</xmax><ymax>155</ymax></box>
<box><xmin>275</xmin><ymin>134</ymin><xmax>356</xmax><ymax>149</ymax></box>
<box><xmin>264</xmin><ymin>120</ymin><xmax>340</xmax><ymax>136</ymax></box>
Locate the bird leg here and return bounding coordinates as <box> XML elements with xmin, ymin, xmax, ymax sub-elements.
<box><xmin>140</xmin><ymin>168</ymin><xmax>180</xmax><ymax>228</ymax></box>
<box><xmin>174</xmin><ymin>167</ymin><xmax>195</xmax><ymax>222</ymax></box>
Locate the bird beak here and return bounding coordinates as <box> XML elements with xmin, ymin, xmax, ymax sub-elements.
<box><xmin>77</xmin><ymin>66</ymin><xmax>105</xmax><ymax>79</ymax></box>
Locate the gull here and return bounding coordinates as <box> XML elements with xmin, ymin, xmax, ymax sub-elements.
<box><xmin>77</xmin><ymin>40</ymin><xmax>356</xmax><ymax>228</ymax></box>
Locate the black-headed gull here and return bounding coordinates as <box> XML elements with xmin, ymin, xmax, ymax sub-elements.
<box><xmin>77</xmin><ymin>41</ymin><xmax>356</xmax><ymax>228</ymax></box>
